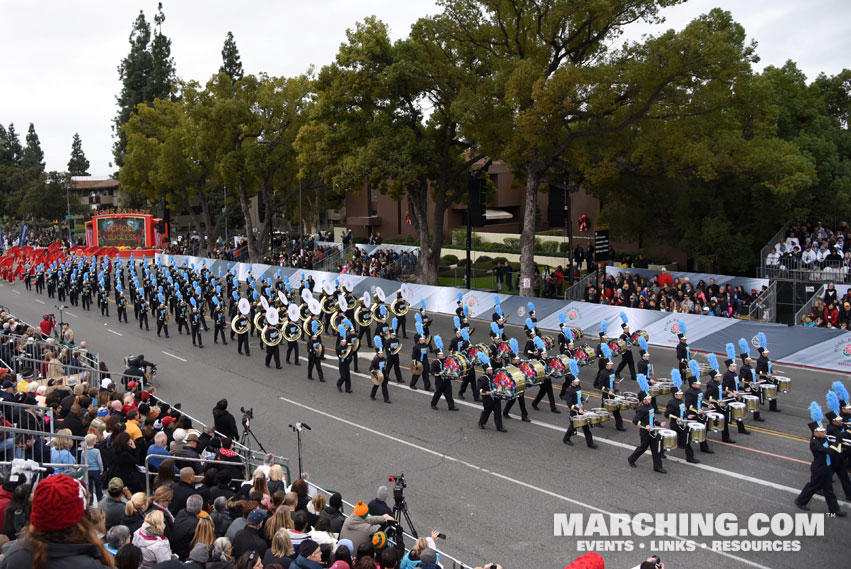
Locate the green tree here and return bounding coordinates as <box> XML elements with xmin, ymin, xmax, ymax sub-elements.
<box><xmin>220</xmin><ymin>31</ymin><xmax>244</xmax><ymax>82</ymax></box>
<box><xmin>447</xmin><ymin>0</ymin><xmax>756</xmax><ymax>294</ymax></box>
<box><xmin>67</xmin><ymin>133</ymin><xmax>90</xmax><ymax>176</ymax></box>
<box><xmin>4</xmin><ymin>124</ymin><xmax>23</xmax><ymax>166</ymax></box>
<box><xmin>21</xmin><ymin>123</ymin><xmax>45</xmax><ymax>171</ymax></box>
<box><xmin>113</xmin><ymin>4</ymin><xmax>175</xmax><ymax>169</ymax></box>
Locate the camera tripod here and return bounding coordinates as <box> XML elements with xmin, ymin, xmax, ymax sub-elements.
<box><xmin>391</xmin><ymin>494</ymin><xmax>418</xmax><ymax>550</ymax></box>
<box><xmin>240</xmin><ymin>414</ymin><xmax>267</xmax><ymax>455</ymax></box>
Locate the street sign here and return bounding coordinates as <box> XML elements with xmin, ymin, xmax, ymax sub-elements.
<box><xmin>594</xmin><ymin>227</ymin><xmax>610</xmax><ymax>262</ymax></box>
<box><xmin>521</xmin><ymin>278</ymin><xmax>531</xmax><ymax>289</ymax></box>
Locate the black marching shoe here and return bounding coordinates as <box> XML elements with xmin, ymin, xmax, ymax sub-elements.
<box><xmin>497</xmin><ymin>427</ymin><xmax>507</xmax><ymax>432</ymax></box>
<box><xmin>587</xmin><ymin>442</ymin><xmax>598</xmax><ymax>449</ymax></box>
<box><xmin>794</xmin><ymin>500</ymin><xmax>810</xmax><ymax>511</ymax></box>
<box><xmin>563</xmin><ymin>439</ymin><xmax>574</xmax><ymax>446</ymax></box>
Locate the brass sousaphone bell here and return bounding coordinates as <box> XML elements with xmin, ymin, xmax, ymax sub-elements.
<box><xmin>231</xmin><ymin>298</ymin><xmax>252</xmax><ymax>335</ymax></box>
<box><xmin>261</xmin><ymin>307</ymin><xmax>283</xmax><ymax>347</ymax></box>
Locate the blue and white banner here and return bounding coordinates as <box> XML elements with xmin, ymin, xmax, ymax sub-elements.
<box><xmin>19</xmin><ymin>224</ymin><xmax>28</xmax><ymax>247</ymax></box>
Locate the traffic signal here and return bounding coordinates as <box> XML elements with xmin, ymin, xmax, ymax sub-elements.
<box><xmin>468</xmin><ymin>176</ymin><xmax>487</xmax><ymax>227</ymax></box>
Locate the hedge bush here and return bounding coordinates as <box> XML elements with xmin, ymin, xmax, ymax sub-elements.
<box><xmin>441</xmin><ymin>254</ymin><xmax>459</xmax><ymax>265</ymax></box>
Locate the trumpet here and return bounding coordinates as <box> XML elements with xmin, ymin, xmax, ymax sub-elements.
<box><xmin>261</xmin><ymin>324</ymin><xmax>283</xmax><ymax>347</ymax></box>
<box><xmin>231</xmin><ymin>314</ymin><xmax>250</xmax><ymax>335</ymax></box>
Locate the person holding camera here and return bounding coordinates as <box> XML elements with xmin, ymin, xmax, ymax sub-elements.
<box><xmin>338</xmin><ymin>501</ymin><xmax>394</xmax><ymax>554</ymax></box>
<box><xmin>633</xmin><ymin>555</ymin><xmax>664</xmax><ymax>569</ymax></box>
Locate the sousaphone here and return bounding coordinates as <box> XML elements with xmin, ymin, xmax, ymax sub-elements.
<box><xmin>261</xmin><ymin>307</ymin><xmax>283</xmax><ymax>347</ymax></box>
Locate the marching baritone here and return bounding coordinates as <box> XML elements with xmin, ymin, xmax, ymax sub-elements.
<box><xmin>385</xmin><ymin>323</ymin><xmax>404</xmax><ymax>384</ymax></box>
<box><xmin>627</xmin><ymin>377</ymin><xmax>667</xmax><ymax>474</ymax></box>
<box><xmin>117</xmin><ymin>290</ymin><xmax>128</xmax><ymax>323</ymax></box>
<box><xmin>336</xmin><ymin>325</ymin><xmax>353</xmax><ymax>393</ymax></box>
<box><xmin>430</xmin><ymin>336</ymin><xmax>458</xmax><ymax>411</ymax></box>
<box><xmin>409</xmin><ymin>323</ymin><xmax>432</xmax><ymax>391</ymax></box>
<box><xmin>156</xmin><ymin>297</ymin><xmax>169</xmax><ymax>338</ymax></box>
<box><xmin>190</xmin><ymin>302</ymin><xmax>204</xmax><ymax>348</ymax></box>
<box><xmin>285</xmin><ymin>319</ymin><xmax>301</xmax><ymax>366</ymax></box>
<box><xmin>477</xmin><ymin>356</ymin><xmax>505</xmax><ymax>432</ymax></box>
<box><xmin>137</xmin><ymin>295</ymin><xmax>150</xmax><ymax>331</ymax></box>
<box><xmin>307</xmin><ymin>323</ymin><xmax>325</xmax><ymax>382</ymax></box>
<box><xmin>369</xmin><ymin>337</ymin><xmax>391</xmax><ymax>404</ymax></box>
<box><xmin>213</xmin><ymin>299</ymin><xmax>227</xmax><ymax>345</ymax></box>
<box><xmin>562</xmin><ymin>361</ymin><xmax>597</xmax><ymax>448</ymax></box>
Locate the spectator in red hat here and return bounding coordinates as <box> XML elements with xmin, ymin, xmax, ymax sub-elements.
<box><xmin>564</xmin><ymin>551</ymin><xmax>605</xmax><ymax>569</ymax></box>
<box><xmin>2</xmin><ymin>474</ymin><xmax>114</xmax><ymax>569</ymax></box>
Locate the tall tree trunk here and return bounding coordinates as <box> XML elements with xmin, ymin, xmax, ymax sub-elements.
<box><xmin>519</xmin><ymin>165</ymin><xmax>543</xmax><ymax>297</ymax></box>
<box><xmin>236</xmin><ymin>177</ymin><xmax>260</xmax><ymax>262</ymax></box>
<box><xmin>409</xmin><ymin>178</ymin><xmax>437</xmax><ymax>285</ymax></box>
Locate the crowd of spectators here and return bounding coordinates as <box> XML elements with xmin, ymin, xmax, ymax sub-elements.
<box><xmin>801</xmin><ymin>282</ymin><xmax>851</xmax><ymax>328</ymax></box>
<box><xmin>581</xmin><ymin>270</ymin><xmax>763</xmax><ymax>317</ymax></box>
<box><xmin>764</xmin><ymin>221</ymin><xmax>851</xmax><ymax>279</ymax></box>
<box><xmin>337</xmin><ymin>248</ymin><xmax>418</xmax><ymax>280</ymax></box>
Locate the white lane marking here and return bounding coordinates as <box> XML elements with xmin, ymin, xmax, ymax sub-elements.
<box><xmin>66</xmin><ymin>311</ymin><xmax>77</xmax><ymax>317</ymax></box>
<box><xmin>13</xmin><ymin>290</ymin><xmax>19</xmax><ymax>294</ymax></box>
<box><xmin>35</xmin><ymin>299</ymin><xmax>45</xmax><ymax>304</ymax></box>
<box><xmin>107</xmin><ymin>329</ymin><xmax>123</xmax><ymax>337</ymax></box>
<box><xmin>280</xmin><ymin>394</ymin><xmax>775</xmax><ymax>569</ymax></box>
<box><xmin>162</xmin><ymin>351</ymin><xmax>187</xmax><ymax>362</ymax></box>
<box><xmin>310</xmin><ymin>357</ymin><xmax>848</xmax><ymax>508</ymax></box>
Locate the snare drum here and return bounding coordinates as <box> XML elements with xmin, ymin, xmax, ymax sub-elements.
<box><xmin>587</xmin><ymin>411</ymin><xmax>603</xmax><ymax>425</ymax></box>
<box><xmin>545</xmin><ymin>354</ymin><xmax>571</xmax><ymax>378</ymax></box>
<box><xmin>491</xmin><ymin>366</ymin><xmax>527</xmax><ymax>400</ymax></box>
<box><xmin>688</xmin><ymin>421</ymin><xmax>707</xmax><ymax>443</ymax></box>
<box><xmin>627</xmin><ymin>398</ymin><xmax>639</xmax><ymax>409</ymax></box>
<box><xmin>775</xmin><ymin>376</ymin><xmax>791</xmax><ymax>393</ymax></box>
<box><xmin>706</xmin><ymin>412</ymin><xmax>724</xmax><ymax>432</ymax></box>
<box><xmin>582</xmin><ymin>412</ymin><xmax>600</xmax><ymax>426</ymax></box>
<box><xmin>592</xmin><ymin>408</ymin><xmax>612</xmax><ymax>423</ymax></box>
<box><xmin>573</xmin><ymin>345</ymin><xmax>596</xmax><ymax>367</ymax></box>
<box><xmin>648</xmin><ymin>384</ymin><xmax>661</xmax><ymax>398</ymax></box>
<box><xmin>443</xmin><ymin>353</ymin><xmax>470</xmax><ymax>378</ymax></box>
<box><xmin>656</xmin><ymin>381</ymin><xmax>672</xmax><ymax>395</ymax></box>
<box><xmin>618</xmin><ymin>397</ymin><xmax>631</xmax><ymax>411</ymax></box>
<box><xmin>742</xmin><ymin>395</ymin><xmax>759</xmax><ymax>412</ymax></box>
<box><xmin>760</xmin><ymin>382</ymin><xmax>777</xmax><ymax>401</ymax></box>
<box><xmin>518</xmin><ymin>360</ymin><xmax>546</xmax><ymax>386</ymax></box>
<box><xmin>729</xmin><ymin>402</ymin><xmax>746</xmax><ymax>421</ymax></box>
<box><xmin>604</xmin><ymin>398</ymin><xmax>620</xmax><ymax>412</ymax></box>
<box><xmin>656</xmin><ymin>428</ymin><xmax>678</xmax><ymax>450</ymax></box>
<box><xmin>571</xmin><ymin>413</ymin><xmax>590</xmax><ymax>428</ymax></box>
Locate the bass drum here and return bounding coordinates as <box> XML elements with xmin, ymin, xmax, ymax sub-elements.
<box><xmin>568</xmin><ymin>327</ymin><xmax>583</xmax><ymax>341</ymax></box>
<box><xmin>467</xmin><ymin>343</ymin><xmax>489</xmax><ymax>361</ymax></box>
<box><xmin>608</xmin><ymin>339</ymin><xmax>628</xmax><ymax>358</ymax></box>
<box><xmin>573</xmin><ymin>345</ymin><xmax>597</xmax><ymax>367</ymax></box>
<box><xmin>545</xmin><ymin>355</ymin><xmax>571</xmax><ymax>378</ymax></box>
<box><xmin>491</xmin><ymin>365</ymin><xmax>527</xmax><ymax>400</ymax></box>
<box><xmin>629</xmin><ymin>329</ymin><xmax>649</xmax><ymax>346</ymax></box>
<box><xmin>542</xmin><ymin>335</ymin><xmax>554</xmax><ymax>351</ymax></box>
<box><xmin>444</xmin><ymin>353</ymin><xmax>471</xmax><ymax>378</ymax></box>
<box><xmin>518</xmin><ymin>359</ymin><xmax>546</xmax><ymax>387</ymax></box>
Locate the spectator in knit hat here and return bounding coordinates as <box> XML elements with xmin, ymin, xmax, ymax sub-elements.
<box><xmin>291</xmin><ymin>539</ymin><xmax>323</xmax><ymax>569</ymax></box>
<box><xmin>338</xmin><ymin>501</ymin><xmax>393</xmax><ymax>555</ymax></box>
<box><xmin>99</xmin><ymin>477</ymin><xmax>131</xmax><ymax>530</ymax></box>
<box><xmin>417</xmin><ymin>548</ymin><xmax>442</xmax><ymax>569</ymax></box>
<box><xmin>563</xmin><ymin>551</ymin><xmax>605</xmax><ymax>569</ymax></box>
<box><xmin>2</xmin><ymin>474</ymin><xmax>113</xmax><ymax>569</ymax></box>
<box><xmin>368</xmin><ymin>485</ymin><xmax>392</xmax><ymax>518</ymax></box>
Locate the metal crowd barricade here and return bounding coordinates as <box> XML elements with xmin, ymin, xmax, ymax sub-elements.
<box><xmin>795</xmin><ymin>283</ymin><xmax>826</xmax><ymax>324</ymax></box>
<box><xmin>748</xmin><ymin>281</ymin><xmax>777</xmax><ymax>322</ymax></box>
<box><xmin>0</xmin><ymin>399</ymin><xmax>55</xmax><ymax>435</ymax></box>
<box><xmin>0</xmin><ymin>425</ymin><xmax>87</xmax><ymax>475</ymax></box>
<box><xmin>304</xmin><ymin>480</ymin><xmax>472</xmax><ymax>569</ymax></box>
<box><xmin>144</xmin><ymin>454</ymin><xmax>252</xmax><ymax>495</ymax></box>
<box><xmin>4</xmin><ymin>354</ymin><xmax>97</xmax><ymax>385</ymax></box>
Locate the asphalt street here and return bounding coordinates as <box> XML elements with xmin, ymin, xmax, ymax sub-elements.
<box><xmin>1</xmin><ymin>282</ymin><xmax>847</xmax><ymax>569</ymax></box>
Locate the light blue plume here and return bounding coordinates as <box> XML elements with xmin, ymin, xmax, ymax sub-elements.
<box><xmin>415</xmin><ymin>313</ymin><xmax>423</xmax><ymax>324</ymax></box>
<box><xmin>638</xmin><ymin>337</ymin><xmax>648</xmax><ymax>352</ymax></box>
<box><xmin>637</xmin><ymin>374</ymin><xmax>649</xmax><ymax>394</ymax></box>
<box><xmin>509</xmin><ymin>338</ymin><xmax>519</xmax><ymax>354</ymax></box>
<box><xmin>832</xmin><ymin>381</ymin><xmax>849</xmax><ymax>402</ymax></box>
<box><xmin>457</xmin><ymin>292</ymin><xmax>463</xmax><ymax>303</ymax></box>
<box><xmin>827</xmin><ymin>391</ymin><xmax>841</xmax><ymax>414</ymax></box>
<box><xmin>534</xmin><ymin>336</ymin><xmax>546</xmax><ymax>351</ymax></box>
<box><xmin>461</xmin><ymin>329</ymin><xmax>470</xmax><ymax>342</ymax></box>
<box><xmin>671</xmin><ymin>369</ymin><xmax>683</xmax><ymax>390</ymax></box>
<box><xmin>569</xmin><ymin>359</ymin><xmax>580</xmax><ymax>377</ymax></box>
<box><xmin>338</xmin><ymin>324</ymin><xmax>347</xmax><ymax>337</ymax></box>
<box><xmin>158</xmin><ymin>293</ymin><xmax>164</xmax><ymax>303</ymax></box>
<box><xmin>212</xmin><ymin>297</ymin><xmax>219</xmax><ymax>307</ymax></box>
<box><xmin>707</xmin><ymin>353</ymin><xmax>718</xmax><ymax>371</ymax></box>
<box><xmin>416</xmin><ymin>322</ymin><xmax>424</xmax><ymax>336</ymax></box>
<box><xmin>725</xmin><ymin>343</ymin><xmax>736</xmax><ymax>361</ymax></box>
<box><xmin>478</xmin><ymin>352</ymin><xmax>491</xmax><ymax>366</ymax></box>
<box><xmin>374</xmin><ymin>336</ymin><xmax>383</xmax><ymax>351</ymax></box>
<box><xmin>419</xmin><ymin>299</ymin><xmax>426</xmax><ymax>310</ymax></box>
<box><xmin>392</xmin><ymin>317</ymin><xmax>398</xmax><ymax>330</ymax></box>
<box><xmin>559</xmin><ymin>313</ymin><xmax>566</xmax><ymax>325</ymax></box>
<box><xmin>689</xmin><ymin>359</ymin><xmax>700</xmax><ymax>379</ymax></box>
<box><xmin>758</xmin><ymin>332</ymin><xmax>767</xmax><ymax>349</ymax></box>
<box><xmin>601</xmin><ymin>320</ymin><xmax>607</xmax><ymax>335</ymax></box>
<box><xmin>809</xmin><ymin>402</ymin><xmax>824</xmax><ymax>423</ymax></box>
<box><xmin>525</xmin><ymin>318</ymin><xmax>535</xmax><ymax>330</ymax></box>
<box><xmin>738</xmin><ymin>338</ymin><xmax>750</xmax><ymax>357</ymax></box>
<box><xmin>601</xmin><ymin>344</ymin><xmax>612</xmax><ymax>360</ymax></box>
<box><xmin>380</xmin><ymin>305</ymin><xmax>387</xmax><ymax>318</ymax></box>
<box><xmin>312</xmin><ymin>321</ymin><xmax>319</xmax><ymax>334</ymax></box>
<box><xmin>190</xmin><ymin>297</ymin><xmax>197</xmax><ymax>308</ymax></box>
<box><xmin>343</xmin><ymin>318</ymin><xmax>353</xmax><ymax>328</ymax></box>
<box><xmin>679</xmin><ymin>321</ymin><xmax>686</xmax><ymax>335</ymax></box>
<box><xmin>493</xmin><ymin>294</ymin><xmax>500</xmax><ymax>305</ymax></box>
<box><xmin>463</xmin><ymin>305</ymin><xmax>469</xmax><ymax>317</ymax></box>
<box><xmin>619</xmin><ymin>311</ymin><xmax>628</xmax><ymax>324</ymax></box>
<box><xmin>454</xmin><ymin>316</ymin><xmax>461</xmax><ymax>329</ymax></box>
<box><xmin>528</xmin><ymin>302</ymin><xmax>536</xmax><ymax>313</ymax></box>
<box><xmin>434</xmin><ymin>335</ymin><xmax>444</xmax><ymax>352</ymax></box>
<box><xmin>491</xmin><ymin>322</ymin><xmax>500</xmax><ymax>335</ymax></box>
<box><xmin>495</xmin><ymin>305</ymin><xmax>503</xmax><ymax>317</ymax></box>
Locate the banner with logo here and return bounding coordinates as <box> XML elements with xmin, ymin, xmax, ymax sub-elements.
<box><xmin>689</xmin><ymin>320</ymin><xmax>844</xmax><ymax>361</ymax></box>
<box><xmin>782</xmin><ymin>331</ymin><xmax>851</xmax><ymax>371</ymax></box>
<box><xmin>639</xmin><ymin>313</ymin><xmax>738</xmax><ymax>348</ymax></box>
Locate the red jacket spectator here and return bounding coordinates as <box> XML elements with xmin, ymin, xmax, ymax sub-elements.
<box><xmin>39</xmin><ymin>315</ymin><xmax>55</xmax><ymax>336</ymax></box>
<box><xmin>657</xmin><ymin>269</ymin><xmax>673</xmax><ymax>287</ymax></box>
<box><xmin>824</xmin><ymin>305</ymin><xmax>840</xmax><ymax>326</ymax></box>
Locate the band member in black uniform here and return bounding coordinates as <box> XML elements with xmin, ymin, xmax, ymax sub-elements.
<box><xmin>524</xmin><ymin>323</ymin><xmax>544</xmax><ymax>360</ymax></box>
<box><xmin>825</xmin><ymin>409</ymin><xmax>851</xmax><ymax>501</ymax></box>
<box><xmin>336</xmin><ymin>326</ymin><xmax>353</xmax><ymax>393</ymax></box>
<box><xmin>228</xmin><ymin>297</ymin><xmax>239</xmax><ymax>341</ymax></box>
<box><xmin>795</xmin><ymin>417</ymin><xmax>845</xmax><ymax>515</ymax></box>
<box><xmin>477</xmin><ymin>359</ymin><xmax>505</xmax><ymax>431</ymax></box>
<box><xmin>369</xmin><ymin>338</ymin><xmax>391</xmax><ymax>403</ymax></box>
<box><xmin>615</xmin><ymin>316</ymin><xmax>636</xmax><ymax>381</ymax></box>
<box><xmin>738</xmin><ymin>350</ymin><xmax>764</xmax><ymax>422</ymax></box>
<box><xmin>385</xmin><ymin>325</ymin><xmax>404</xmax><ymax>384</ymax></box>
<box><xmin>307</xmin><ymin>324</ymin><xmax>325</xmax><ymax>382</ymax></box>
<box><xmin>99</xmin><ymin>286</ymin><xmax>110</xmax><ymax>317</ymax></box>
<box><xmin>635</xmin><ymin>338</ymin><xmax>659</xmax><ymax>412</ymax></box>
<box><xmin>430</xmin><ymin>337</ymin><xmax>458</xmax><ymax>411</ymax></box>
<box><xmin>705</xmin><ymin>366</ymin><xmax>734</xmax><ymax>444</ymax></box>
<box><xmin>675</xmin><ymin>329</ymin><xmax>689</xmax><ymax>375</ymax></box>
<box><xmin>502</xmin><ymin>350</ymin><xmax>530</xmax><ymax>422</ymax></box>
<box><xmin>722</xmin><ymin>351</ymin><xmax>749</xmax><ymax>435</ymax></box>
<box><xmin>156</xmin><ymin>300</ymin><xmax>169</xmax><ymax>338</ymax></box>
<box><xmin>562</xmin><ymin>367</ymin><xmax>597</xmax><ymax>448</ymax></box>
<box><xmin>596</xmin><ymin>321</ymin><xmax>609</xmax><ymax>371</ymax></box>
<box><xmin>594</xmin><ymin>348</ymin><xmax>626</xmax><ymax>431</ymax></box>
<box><xmin>454</xmin><ymin>329</ymin><xmax>479</xmax><ymax>402</ymax></box>
<box><xmin>755</xmin><ymin>344</ymin><xmax>780</xmax><ymax>412</ymax></box>
<box><xmin>394</xmin><ymin>292</ymin><xmax>408</xmax><ymax>338</ymax></box>
<box><xmin>213</xmin><ymin>300</ymin><xmax>227</xmax><ymax>344</ymax></box>
<box><xmin>235</xmin><ymin>311</ymin><xmax>251</xmax><ymax>356</ymax></box>
<box><xmin>627</xmin><ymin>382</ymin><xmax>667</xmax><ymax>473</ymax></box>
<box><xmin>454</xmin><ymin>293</ymin><xmax>464</xmax><ymax>319</ymax></box>
<box><xmin>81</xmin><ymin>279</ymin><xmax>92</xmax><ymax>311</ymax></box>
<box><xmin>284</xmin><ymin>319</ymin><xmax>300</xmax><ymax>365</ymax></box>
<box><xmin>531</xmin><ymin>337</ymin><xmax>560</xmax><ymax>414</ymax></box>
<box><xmin>556</xmin><ymin>314</ymin><xmax>572</xmax><ymax>355</ymax></box>
<box><xmin>138</xmin><ymin>296</ymin><xmax>150</xmax><ymax>331</ymax></box>
<box><xmin>409</xmin><ymin>323</ymin><xmax>432</xmax><ymax>391</ymax></box>
<box><xmin>190</xmin><ymin>303</ymin><xmax>204</xmax><ymax>348</ymax></box>
<box><xmin>117</xmin><ymin>290</ymin><xmax>128</xmax><ymax>323</ymax></box>
<box><xmin>264</xmin><ymin>325</ymin><xmax>281</xmax><ymax>369</ymax></box>
<box><xmin>665</xmin><ymin>377</ymin><xmax>700</xmax><ymax>464</ymax></box>
<box><xmin>684</xmin><ymin>375</ymin><xmax>714</xmax><ymax>455</ymax></box>
<box><xmin>357</xmin><ymin>308</ymin><xmax>373</xmax><ymax>349</ymax></box>
<box><xmin>35</xmin><ymin>268</ymin><xmax>44</xmax><ymax>295</ymax></box>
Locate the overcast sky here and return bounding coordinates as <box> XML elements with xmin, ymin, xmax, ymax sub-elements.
<box><xmin>2</xmin><ymin>0</ymin><xmax>848</xmax><ymax>176</ymax></box>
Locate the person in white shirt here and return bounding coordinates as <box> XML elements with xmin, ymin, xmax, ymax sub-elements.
<box><xmin>801</xmin><ymin>245</ymin><xmax>817</xmax><ymax>266</ymax></box>
<box><xmin>817</xmin><ymin>245</ymin><xmax>831</xmax><ymax>263</ymax></box>
<box><xmin>765</xmin><ymin>251</ymin><xmax>780</xmax><ymax>267</ymax></box>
